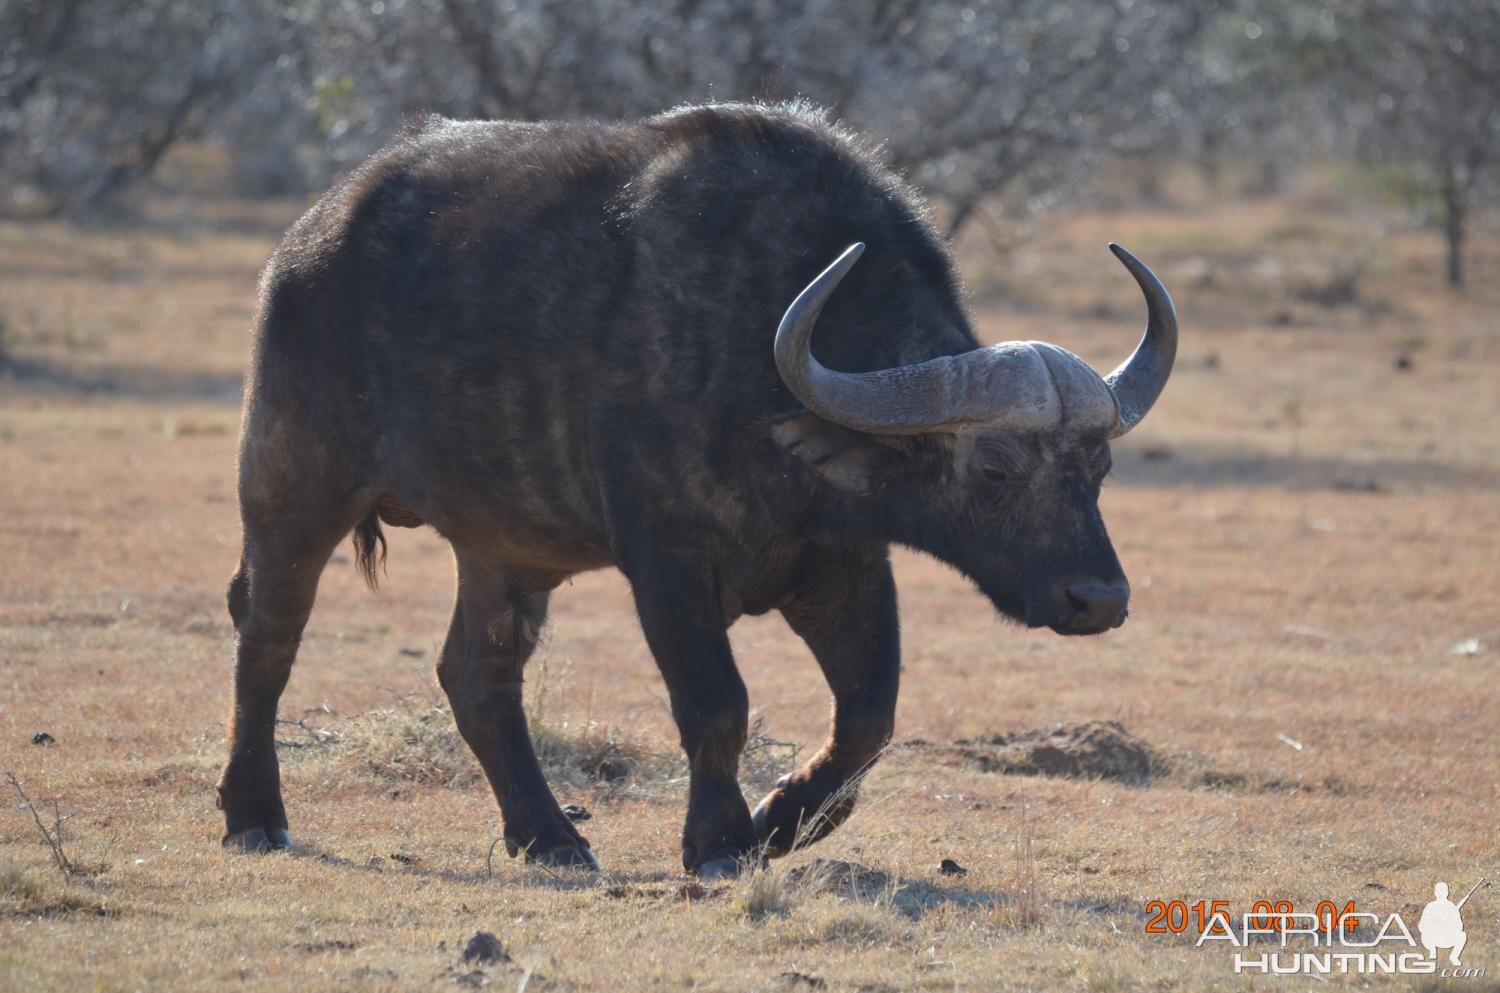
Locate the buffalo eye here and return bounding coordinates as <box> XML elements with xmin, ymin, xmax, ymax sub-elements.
<box><xmin>980</xmin><ymin>464</ymin><xmax>1010</xmax><ymax>486</ymax></box>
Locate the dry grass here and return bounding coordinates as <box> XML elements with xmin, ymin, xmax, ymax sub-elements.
<box><xmin>4</xmin><ymin>771</ymin><xmax>79</xmax><ymax>876</ymax></box>
<box><xmin>1</xmin><ymin>175</ymin><xmax>1498</xmax><ymax>990</ymax></box>
<box><xmin>0</xmin><ymin>861</ymin><xmax>114</xmax><ymax>919</ymax></box>
<box><xmin>270</xmin><ymin>696</ymin><xmax>683</xmax><ymax>795</ymax></box>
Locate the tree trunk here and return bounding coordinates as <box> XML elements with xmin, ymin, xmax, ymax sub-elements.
<box><xmin>1198</xmin><ymin>129</ymin><xmax>1222</xmax><ymax>194</ymax></box>
<box><xmin>76</xmin><ymin>69</ymin><xmax>210</xmax><ymax>216</ymax></box>
<box><xmin>946</xmin><ymin>197</ymin><xmax>978</xmax><ymax>241</ymax></box>
<box><xmin>1247</xmin><ymin>155</ymin><xmax>1282</xmax><ymax>199</ymax></box>
<box><xmin>1440</xmin><ymin>166</ymin><xmax>1466</xmax><ymax>291</ymax></box>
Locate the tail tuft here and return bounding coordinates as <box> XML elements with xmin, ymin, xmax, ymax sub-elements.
<box><xmin>351</xmin><ymin>509</ymin><xmax>387</xmax><ymax>591</ymax></box>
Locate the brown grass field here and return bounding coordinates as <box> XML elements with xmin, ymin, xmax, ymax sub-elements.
<box><xmin>2</xmin><ymin>174</ymin><xmax>1498</xmax><ymax>991</ymax></box>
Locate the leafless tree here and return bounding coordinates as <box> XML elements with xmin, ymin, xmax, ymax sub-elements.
<box><xmin>302</xmin><ymin>0</ymin><xmax>1202</xmax><ymax>237</ymax></box>
<box><xmin>0</xmin><ymin>0</ymin><xmax>281</xmax><ymax>216</ymax></box>
<box><xmin>4</xmin><ymin>0</ymin><xmax>1494</xmax><ymax>256</ymax></box>
<box><xmin>1313</xmin><ymin>0</ymin><xmax>1500</xmax><ymax>288</ymax></box>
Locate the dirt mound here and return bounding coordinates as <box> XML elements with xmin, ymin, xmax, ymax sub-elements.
<box><xmin>788</xmin><ymin>859</ymin><xmax>894</xmax><ymax>899</ymax></box>
<box><xmin>949</xmin><ymin>720</ymin><xmax>1159</xmax><ymax>785</ymax></box>
<box><xmin>785</xmin><ymin>859</ymin><xmax>991</xmax><ymax>918</ymax></box>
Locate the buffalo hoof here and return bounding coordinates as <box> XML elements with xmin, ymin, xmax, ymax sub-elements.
<box><xmin>752</xmin><ymin>772</ymin><xmax>856</xmax><ymax>858</ymax></box>
<box><xmin>693</xmin><ymin>856</ymin><xmax>743</xmax><ymax>882</ymax></box>
<box><xmin>222</xmin><ymin>826</ymin><xmax>291</xmax><ymax>852</ymax></box>
<box><xmin>749</xmin><ymin>794</ymin><xmax>794</xmax><ymax>857</ymax></box>
<box><xmin>749</xmin><ymin>799</ymin><xmax>771</xmax><ymax>838</ymax></box>
<box><xmin>536</xmin><ymin>846</ymin><xmax>600</xmax><ymax>872</ymax></box>
<box><xmin>749</xmin><ymin>794</ymin><xmax>773</xmax><ymax>835</ymax></box>
<box><xmin>505</xmin><ymin>837</ymin><xmax>600</xmax><ymax>872</ymax></box>
<box><xmin>750</xmin><ymin>773</ymin><xmax>794</xmax><ymax>847</ymax></box>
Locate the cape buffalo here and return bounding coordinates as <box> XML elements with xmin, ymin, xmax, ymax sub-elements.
<box><xmin>218</xmin><ymin>102</ymin><xmax>1177</xmax><ymax>879</ymax></box>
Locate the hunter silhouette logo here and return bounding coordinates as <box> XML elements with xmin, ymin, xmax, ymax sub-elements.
<box><xmin>1420</xmin><ymin>879</ymin><xmax>1481</xmax><ymax>967</ymax></box>
<box><xmin>1180</xmin><ymin>876</ymin><xmax>1490</xmax><ymax>978</ymax></box>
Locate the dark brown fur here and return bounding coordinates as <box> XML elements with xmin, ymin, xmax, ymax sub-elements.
<box><xmin>217</xmin><ymin>103</ymin><xmax>1130</xmax><ymax>874</ymax></box>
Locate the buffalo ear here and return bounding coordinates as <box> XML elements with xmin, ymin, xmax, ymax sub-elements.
<box><xmin>772</xmin><ymin>414</ymin><xmax>906</xmax><ymax>496</ymax></box>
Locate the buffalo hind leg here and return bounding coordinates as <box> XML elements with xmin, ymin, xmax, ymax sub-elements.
<box><xmin>752</xmin><ymin>546</ymin><xmax>899</xmax><ymax>856</ymax></box>
<box><xmin>625</xmin><ymin>547</ymin><xmax>758</xmax><ymax>879</ymax></box>
<box><xmin>437</xmin><ymin>554</ymin><xmax>596</xmax><ymax>870</ymax></box>
<box><xmin>218</xmin><ymin>510</ymin><xmax>355</xmax><ymax>851</ymax></box>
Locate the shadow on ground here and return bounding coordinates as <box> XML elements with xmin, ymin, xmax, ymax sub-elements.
<box><xmin>1112</xmin><ymin>442</ymin><xmax>1498</xmax><ymax>492</ymax></box>
<box><xmin>1</xmin><ymin>357</ymin><xmax>243</xmax><ymax>403</ymax></box>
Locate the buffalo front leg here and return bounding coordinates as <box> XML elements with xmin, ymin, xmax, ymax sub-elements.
<box><xmin>752</xmin><ymin>546</ymin><xmax>899</xmax><ymax>856</ymax></box>
<box><xmin>436</xmin><ymin>555</ymin><xmax>596</xmax><ymax>870</ymax></box>
<box><xmin>625</xmin><ymin>552</ymin><xmax>757</xmax><ymax>879</ymax></box>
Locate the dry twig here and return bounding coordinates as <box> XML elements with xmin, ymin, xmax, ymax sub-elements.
<box><xmin>4</xmin><ymin>770</ymin><xmax>75</xmax><ymax>876</ymax></box>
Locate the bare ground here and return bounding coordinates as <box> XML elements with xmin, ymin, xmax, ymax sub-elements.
<box><xmin>1</xmin><ymin>187</ymin><xmax>1497</xmax><ymax>991</ymax></box>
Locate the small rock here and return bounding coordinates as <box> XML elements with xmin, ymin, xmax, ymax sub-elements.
<box><xmin>776</xmin><ymin>972</ymin><xmax>826</xmax><ymax>990</ymax></box>
<box><xmin>1452</xmin><ymin>638</ymin><xmax>1484</xmax><ymax>656</ymax></box>
<box><xmin>561</xmin><ymin>803</ymin><xmax>591</xmax><ymax>822</ymax></box>
<box><xmin>1141</xmin><ymin>446</ymin><xmax>1173</xmax><ymax>462</ymax></box>
<box><xmin>31</xmin><ymin>731</ymin><xmax>55</xmax><ymax>746</ymax></box>
<box><xmin>460</xmin><ymin>931</ymin><xmax>509</xmax><ymax>967</ymax></box>
<box><xmin>390</xmin><ymin>851</ymin><xmax>420</xmax><ymax>865</ymax></box>
<box><xmin>938</xmin><ymin>858</ymin><xmax>967</xmax><ymax>877</ymax></box>
<box><xmin>1393</xmin><ymin>354</ymin><xmax>1414</xmax><ymax>372</ymax></box>
<box><xmin>398</xmin><ymin>647</ymin><xmax>425</xmax><ymax>658</ymax></box>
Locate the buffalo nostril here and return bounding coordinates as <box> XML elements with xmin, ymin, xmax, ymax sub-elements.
<box><xmin>1064</xmin><ymin>580</ymin><xmax>1131</xmax><ymax>627</ymax></box>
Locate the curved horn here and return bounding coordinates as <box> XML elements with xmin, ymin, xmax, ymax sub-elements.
<box><xmin>775</xmin><ymin>244</ymin><xmax>1057</xmax><ymax>435</ymax></box>
<box><xmin>1103</xmin><ymin>243</ymin><xmax>1178</xmax><ymax>438</ymax></box>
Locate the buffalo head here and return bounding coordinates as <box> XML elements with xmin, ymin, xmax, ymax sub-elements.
<box><xmin>773</xmin><ymin>243</ymin><xmax>1177</xmax><ymax>635</ymax></box>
